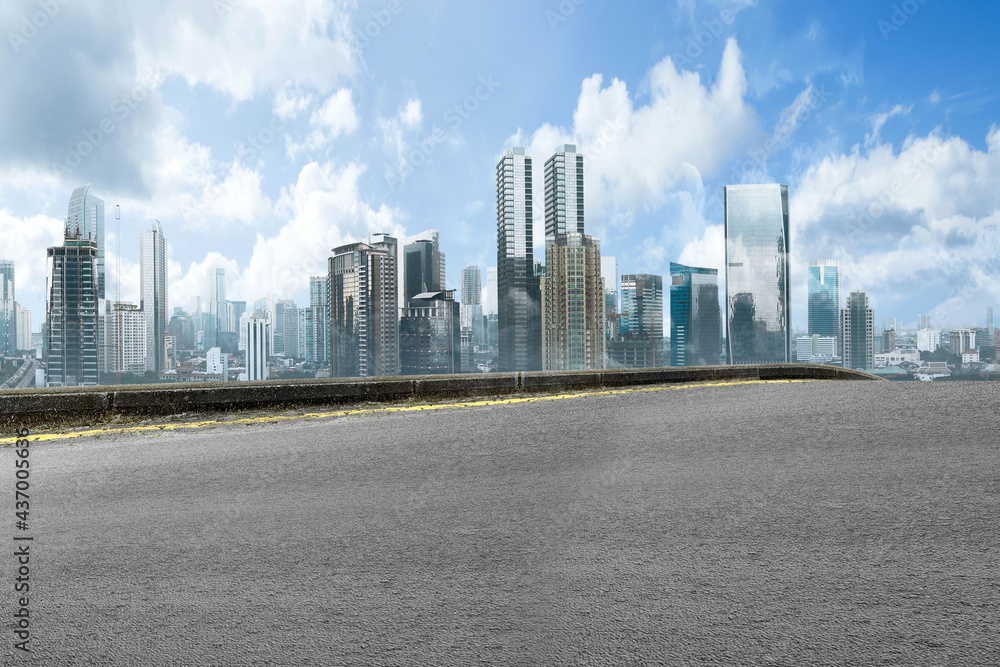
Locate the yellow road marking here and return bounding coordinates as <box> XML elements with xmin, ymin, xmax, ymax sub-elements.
<box><xmin>0</xmin><ymin>379</ymin><xmax>816</xmax><ymax>445</ymax></box>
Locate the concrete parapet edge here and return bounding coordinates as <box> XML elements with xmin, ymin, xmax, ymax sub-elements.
<box><xmin>0</xmin><ymin>364</ymin><xmax>881</xmax><ymax>430</ymax></box>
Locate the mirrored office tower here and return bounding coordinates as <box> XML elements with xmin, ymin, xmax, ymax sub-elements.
<box><xmin>0</xmin><ymin>260</ymin><xmax>14</xmax><ymax>356</ymax></box>
<box><xmin>724</xmin><ymin>184</ymin><xmax>791</xmax><ymax>364</ymax></box>
<box><xmin>65</xmin><ymin>185</ymin><xmax>105</xmax><ymax>300</ymax></box>
<box><xmin>808</xmin><ymin>259</ymin><xmax>840</xmax><ymax>341</ymax></box>
<box><xmin>670</xmin><ymin>263</ymin><xmax>721</xmax><ymax>367</ymax></box>
<box><xmin>496</xmin><ymin>147</ymin><xmax>541</xmax><ymax>371</ymax></box>
<box><xmin>329</xmin><ymin>236</ymin><xmax>398</xmax><ymax>378</ymax></box>
<box><xmin>140</xmin><ymin>221</ymin><xmax>168</xmax><ymax>372</ymax></box>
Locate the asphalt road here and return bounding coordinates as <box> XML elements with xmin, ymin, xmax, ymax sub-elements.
<box><xmin>2</xmin><ymin>380</ymin><xmax>999</xmax><ymax>665</ymax></box>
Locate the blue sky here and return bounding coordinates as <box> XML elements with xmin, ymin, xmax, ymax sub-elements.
<box><xmin>2</xmin><ymin>0</ymin><xmax>999</xmax><ymax>332</ymax></box>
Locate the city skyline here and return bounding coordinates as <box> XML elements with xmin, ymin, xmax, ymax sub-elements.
<box><xmin>2</xmin><ymin>1</ymin><xmax>998</xmax><ymax>336</ymax></box>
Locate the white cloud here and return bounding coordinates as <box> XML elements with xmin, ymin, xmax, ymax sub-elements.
<box><xmin>286</xmin><ymin>88</ymin><xmax>360</xmax><ymax>158</ymax></box>
<box><xmin>0</xmin><ymin>210</ymin><xmax>65</xmax><ymax>310</ymax></box>
<box><xmin>378</xmin><ymin>98</ymin><xmax>425</xmax><ymax>176</ymax></box>
<box><xmin>864</xmin><ymin>104</ymin><xmax>912</xmax><ymax>147</ymax></box>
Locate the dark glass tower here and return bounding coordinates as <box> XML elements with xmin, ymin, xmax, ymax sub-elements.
<box><xmin>724</xmin><ymin>184</ymin><xmax>791</xmax><ymax>364</ymax></box>
<box><xmin>808</xmin><ymin>260</ymin><xmax>840</xmax><ymax>340</ymax></box>
<box><xmin>45</xmin><ymin>235</ymin><xmax>100</xmax><ymax>386</ymax></box>
<box><xmin>496</xmin><ymin>147</ymin><xmax>541</xmax><ymax>371</ymax></box>
<box><xmin>670</xmin><ymin>263</ymin><xmax>721</xmax><ymax>367</ymax></box>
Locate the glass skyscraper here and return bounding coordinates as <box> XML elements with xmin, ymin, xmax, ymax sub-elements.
<box><xmin>65</xmin><ymin>185</ymin><xmax>105</xmax><ymax>300</ymax></box>
<box><xmin>724</xmin><ymin>184</ymin><xmax>791</xmax><ymax>364</ymax></box>
<box><xmin>45</xmin><ymin>237</ymin><xmax>100</xmax><ymax>386</ymax></box>
<box><xmin>670</xmin><ymin>263</ymin><xmax>721</xmax><ymax>367</ymax></box>
<box><xmin>620</xmin><ymin>274</ymin><xmax>663</xmax><ymax>340</ymax></box>
<box><xmin>140</xmin><ymin>221</ymin><xmax>168</xmax><ymax>372</ymax></box>
<box><xmin>0</xmin><ymin>260</ymin><xmax>14</xmax><ymax>356</ymax></box>
<box><xmin>808</xmin><ymin>259</ymin><xmax>840</xmax><ymax>340</ymax></box>
<box><xmin>496</xmin><ymin>147</ymin><xmax>541</xmax><ymax>371</ymax></box>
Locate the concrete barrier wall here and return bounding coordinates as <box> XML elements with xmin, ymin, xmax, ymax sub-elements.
<box><xmin>0</xmin><ymin>364</ymin><xmax>880</xmax><ymax>430</ymax></box>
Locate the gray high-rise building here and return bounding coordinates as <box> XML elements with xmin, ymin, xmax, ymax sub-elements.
<box><xmin>841</xmin><ymin>291</ymin><xmax>874</xmax><ymax>371</ymax></box>
<box><xmin>208</xmin><ymin>268</ymin><xmax>227</xmax><ymax>343</ymax></box>
<box><xmin>724</xmin><ymin>184</ymin><xmax>791</xmax><ymax>364</ymax></box>
<box><xmin>670</xmin><ymin>263</ymin><xmax>721</xmax><ymax>367</ymax></box>
<box><xmin>917</xmin><ymin>313</ymin><xmax>931</xmax><ymax>330</ymax></box>
<box><xmin>140</xmin><ymin>221</ymin><xmax>168</xmax><ymax>372</ymax></box>
<box><xmin>65</xmin><ymin>185</ymin><xmax>105</xmax><ymax>300</ymax></box>
<box><xmin>544</xmin><ymin>144</ymin><xmax>584</xmax><ymax>238</ymax></box>
<box><xmin>45</xmin><ymin>235</ymin><xmax>100</xmax><ymax>386</ymax></box>
<box><xmin>601</xmin><ymin>256</ymin><xmax>618</xmax><ymax>339</ymax></box>
<box><xmin>399</xmin><ymin>291</ymin><xmax>461</xmax><ymax>375</ymax></box>
<box><xmin>399</xmin><ymin>230</ymin><xmax>445</xmax><ymax>310</ymax></box>
<box><xmin>403</xmin><ymin>239</ymin><xmax>443</xmax><ymax>306</ymax></box>
<box><xmin>620</xmin><ymin>274</ymin><xmax>664</xmax><ymax>340</ymax></box>
<box><xmin>0</xmin><ymin>260</ymin><xmax>14</xmax><ymax>356</ymax></box>
<box><xmin>310</xmin><ymin>276</ymin><xmax>329</xmax><ymax>364</ymax></box>
<box><xmin>329</xmin><ymin>236</ymin><xmax>398</xmax><ymax>377</ymax></box>
<box><xmin>496</xmin><ymin>147</ymin><xmax>541</xmax><ymax>371</ymax></box>
<box><xmin>987</xmin><ymin>307</ymin><xmax>993</xmax><ymax>334</ymax></box>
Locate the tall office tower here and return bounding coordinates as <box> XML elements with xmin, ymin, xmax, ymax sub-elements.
<box><xmin>808</xmin><ymin>260</ymin><xmax>840</xmax><ymax>342</ymax></box>
<box><xmin>620</xmin><ymin>274</ymin><xmax>664</xmax><ymax>339</ymax></box>
<box><xmin>987</xmin><ymin>308</ymin><xmax>994</xmax><ymax>334</ymax></box>
<box><xmin>224</xmin><ymin>301</ymin><xmax>246</xmax><ymax>334</ymax></box>
<box><xmin>541</xmin><ymin>233</ymin><xmax>605</xmax><ymax>371</ymax></box>
<box><xmin>404</xmin><ymin>240</ymin><xmax>442</xmax><ymax>305</ymax></box>
<box><xmin>949</xmin><ymin>329</ymin><xmax>975</xmax><ymax>354</ymax></box>
<box><xmin>399</xmin><ymin>230</ymin><xmax>444</xmax><ymax>309</ymax></box>
<box><xmin>0</xmin><ymin>260</ymin><xmax>14</xmax><ymax>356</ymax></box>
<box><xmin>101</xmin><ymin>302</ymin><xmax>147</xmax><ymax>375</ymax></box>
<box><xmin>670</xmin><ymin>263</ymin><xmax>721</xmax><ymax>367</ymax></box>
<box><xmin>881</xmin><ymin>317</ymin><xmax>900</xmax><ymax>334</ymax></box>
<box><xmin>399</xmin><ymin>291</ymin><xmax>461</xmax><ymax>375</ymax></box>
<box><xmin>484</xmin><ymin>267</ymin><xmax>498</xmax><ymax>314</ymax></box>
<box><xmin>208</xmin><ymin>268</ymin><xmax>227</xmax><ymax>334</ymax></box>
<box><xmin>544</xmin><ymin>144</ymin><xmax>584</xmax><ymax>238</ymax></box>
<box><xmin>243</xmin><ymin>310</ymin><xmax>269</xmax><ymax>381</ymax></box>
<box><xmin>329</xmin><ymin>238</ymin><xmax>399</xmax><ymax>378</ymax></box>
<box><xmin>310</xmin><ymin>276</ymin><xmax>329</xmax><ymax>364</ymax></box>
<box><xmin>840</xmin><ymin>291</ymin><xmax>874</xmax><ymax>371</ymax></box>
<box><xmin>140</xmin><ymin>221</ymin><xmax>168</xmax><ymax>372</ymax></box>
<box><xmin>65</xmin><ymin>185</ymin><xmax>105</xmax><ymax>299</ymax></box>
<box><xmin>917</xmin><ymin>313</ymin><xmax>931</xmax><ymax>330</ymax></box>
<box><xmin>16</xmin><ymin>304</ymin><xmax>31</xmax><ymax>352</ymax></box>
<box><xmin>282</xmin><ymin>303</ymin><xmax>299</xmax><ymax>358</ymax></box>
<box><xmin>460</xmin><ymin>265</ymin><xmax>483</xmax><ymax>344</ymax></box>
<box><xmin>45</xmin><ymin>235</ymin><xmax>100</xmax><ymax>386</ymax></box>
<box><xmin>298</xmin><ymin>308</ymin><xmax>311</xmax><ymax>360</ymax></box>
<box><xmin>724</xmin><ymin>184</ymin><xmax>791</xmax><ymax>364</ymax></box>
<box><xmin>601</xmin><ymin>256</ymin><xmax>619</xmax><ymax>339</ymax></box>
<box><xmin>496</xmin><ymin>147</ymin><xmax>541</xmax><ymax>371</ymax></box>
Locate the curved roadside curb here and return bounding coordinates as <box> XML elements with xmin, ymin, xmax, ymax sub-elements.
<box><xmin>0</xmin><ymin>364</ymin><xmax>880</xmax><ymax>430</ymax></box>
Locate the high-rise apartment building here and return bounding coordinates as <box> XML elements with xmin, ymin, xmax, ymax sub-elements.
<box><xmin>282</xmin><ymin>303</ymin><xmax>300</xmax><ymax>358</ymax></box>
<box><xmin>310</xmin><ymin>276</ymin><xmax>329</xmax><ymax>364</ymax></box>
<box><xmin>329</xmin><ymin>237</ymin><xmax>399</xmax><ymax>377</ymax></box>
<box><xmin>15</xmin><ymin>304</ymin><xmax>31</xmax><ymax>353</ymax></box>
<box><xmin>541</xmin><ymin>233</ymin><xmax>605</xmax><ymax>371</ymax></box>
<box><xmin>841</xmin><ymin>290</ymin><xmax>874</xmax><ymax>371</ymax></box>
<box><xmin>808</xmin><ymin>260</ymin><xmax>840</xmax><ymax>341</ymax></box>
<box><xmin>670</xmin><ymin>263</ymin><xmax>721</xmax><ymax>367</ymax></box>
<box><xmin>917</xmin><ymin>313</ymin><xmax>931</xmax><ymax>330</ymax></box>
<box><xmin>207</xmin><ymin>268</ymin><xmax>227</xmax><ymax>349</ymax></box>
<box><xmin>243</xmin><ymin>310</ymin><xmax>269</xmax><ymax>381</ymax></box>
<box><xmin>399</xmin><ymin>291</ymin><xmax>461</xmax><ymax>375</ymax></box>
<box><xmin>65</xmin><ymin>185</ymin><xmax>105</xmax><ymax>300</ymax></box>
<box><xmin>987</xmin><ymin>307</ymin><xmax>993</xmax><ymax>334</ymax></box>
<box><xmin>724</xmin><ymin>184</ymin><xmax>791</xmax><ymax>364</ymax></box>
<box><xmin>461</xmin><ymin>265</ymin><xmax>484</xmax><ymax>345</ymax></box>
<box><xmin>0</xmin><ymin>260</ymin><xmax>14</xmax><ymax>356</ymax></box>
<box><xmin>917</xmin><ymin>328</ymin><xmax>941</xmax><ymax>352</ymax></box>
<box><xmin>45</xmin><ymin>235</ymin><xmax>100</xmax><ymax>386</ymax></box>
<box><xmin>101</xmin><ymin>302</ymin><xmax>147</xmax><ymax>375</ymax></box>
<box><xmin>484</xmin><ymin>267</ymin><xmax>498</xmax><ymax>316</ymax></box>
<box><xmin>496</xmin><ymin>147</ymin><xmax>541</xmax><ymax>371</ymax></box>
<box><xmin>949</xmin><ymin>329</ymin><xmax>975</xmax><ymax>354</ymax></box>
<box><xmin>140</xmin><ymin>221</ymin><xmax>168</xmax><ymax>372</ymax></box>
<box><xmin>882</xmin><ymin>328</ymin><xmax>896</xmax><ymax>352</ymax></box>
<box><xmin>543</xmin><ymin>144</ymin><xmax>584</xmax><ymax>238</ymax></box>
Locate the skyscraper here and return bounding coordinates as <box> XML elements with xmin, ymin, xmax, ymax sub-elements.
<box><xmin>987</xmin><ymin>307</ymin><xmax>993</xmax><ymax>334</ymax></box>
<box><xmin>620</xmin><ymin>274</ymin><xmax>664</xmax><ymax>340</ymax></box>
<box><xmin>601</xmin><ymin>256</ymin><xmax>618</xmax><ymax>339</ymax></box>
<box><xmin>399</xmin><ymin>291</ymin><xmax>461</xmax><ymax>375</ymax></box>
<box><xmin>808</xmin><ymin>260</ymin><xmax>840</xmax><ymax>341</ymax></box>
<box><xmin>65</xmin><ymin>185</ymin><xmax>105</xmax><ymax>299</ymax></box>
<box><xmin>329</xmin><ymin>237</ymin><xmax>399</xmax><ymax>377</ymax></box>
<box><xmin>101</xmin><ymin>302</ymin><xmax>147</xmax><ymax>375</ymax></box>
<box><xmin>461</xmin><ymin>265</ymin><xmax>484</xmax><ymax>344</ymax></box>
<box><xmin>496</xmin><ymin>147</ymin><xmax>541</xmax><ymax>371</ymax></box>
<box><xmin>45</xmin><ymin>235</ymin><xmax>100</xmax><ymax>386</ymax></box>
<box><xmin>140</xmin><ymin>221</ymin><xmax>168</xmax><ymax>372</ymax></box>
<box><xmin>207</xmin><ymin>267</ymin><xmax>227</xmax><ymax>351</ymax></box>
<box><xmin>15</xmin><ymin>304</ymin><xmax>31</xmax><ymax>353</ymax></box>
<box><xmin>841</xmin><ymin>291</ymin><xmax>874</xmax><ymax>371</ymax></box>
<box><xmin>724</xmin><ymin>184</ymin><xmax>791</xmax><ymax>364</ymax></box>
<box><xmin>399</xmin><ymin>230</ymin><xmax>445</xmax><ymax>309</ymax></box>
<box><xmin>670</xmin><ymin>263</ymin><xmax>721</xmax><ymax>367</ymax></box>
<box><xmin>243</xmin><ymin>310</ymin><xmax>269</xmax><ymax>381</ymax></box>
<box><xmin>917</xmin><ymin>313</ymin><xmax>931</xmax><ymax>330</ymax></box>
<box><xmin>310</xmin><ymin>276</ymin><xmax>329</xmax><ymax>364</ymax></box>
<box><xmin>403</xmin><ymin>239</ymin><xmax>442</xmax><ymax>305</ymax></box>
<box><xmin>543</xmin><ymin>144</ymin><xmax>584</xmax><ymax>238</ymax></box>
<box><xmin>0</xmin><ymin>260</ymin><xmax>14</xmax><ymax>356</ymax></box>
<box><xmin>541</xmin><ymin>233</ymin><xmax>605</xmax><ymax>371</ymax></box>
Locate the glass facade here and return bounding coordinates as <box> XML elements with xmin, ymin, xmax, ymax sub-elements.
<box><xmin>808</xmin><ymin>259</ymin><xmax>840</xmax><ymax>341</ymax></box>
<box><xmin>724</xmin><ymin>184</ymin><xmax>791</xmax><ymax>364</ymax></box>
<box><xmin>399</xmin><ymin>292</ymin><xmax>461</xmax><ymax>374</ymax></box>
<box><xmin>496</xmin><ymin>148</ymin><xmax>541</xmax><ymax>371</ymax></box>
<box><xmin>310</xmin><ymin>276</ymin><xmax>329</xmax><ymax>364</ymax></box>
<box><xmin>620</xmin><ymin>274</ymin><xmax>663</xmax><ymax>340</ymax></box>
<box><xmin>670</xmin><ymin>263</ymin><xmax>721</xmax><ymax>367</ymax></box>
<box><xmin>0</xmin><ymin>260</ymin><xmax>14</xmax><ymax>356</ymax></box>
<box><xmin>45</xmin><ymin>238</ymin><xmax>100</xmax><ymax>386</ymax></box>
<box><xmin>65</xmin><ymin>185</ymin><xmax>105</xmax><ymax>300</ymax></box>
<box><xmin>140</xmin><ymin>221</ymin><xmax>168</xmax><ymax>372</ymax></box>
<box><xmin>841</xmin><ymin>290</ymin><xmax>874</xmax><ymax>370</ymax></box>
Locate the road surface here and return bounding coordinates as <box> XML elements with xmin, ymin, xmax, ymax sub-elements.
<box><xmin>1</xmin><ymin>379</ymin><xmax>998</xmax><ymax>665</ymax></box>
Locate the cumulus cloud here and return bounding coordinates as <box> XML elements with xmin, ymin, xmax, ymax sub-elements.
<box><xmin>0</xmin><ymin>210</ymin><xmax>65</xmax><ymax>307</ymax></box>
<box><xmin>378</xmin><ymin>98</ymin><xmax>424</xmax><ymax>176</ymax></box>
<box><xmin>286</xmin><ymin>88</ymin><xmax>360</xmax><ymax>158</ymax></box>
